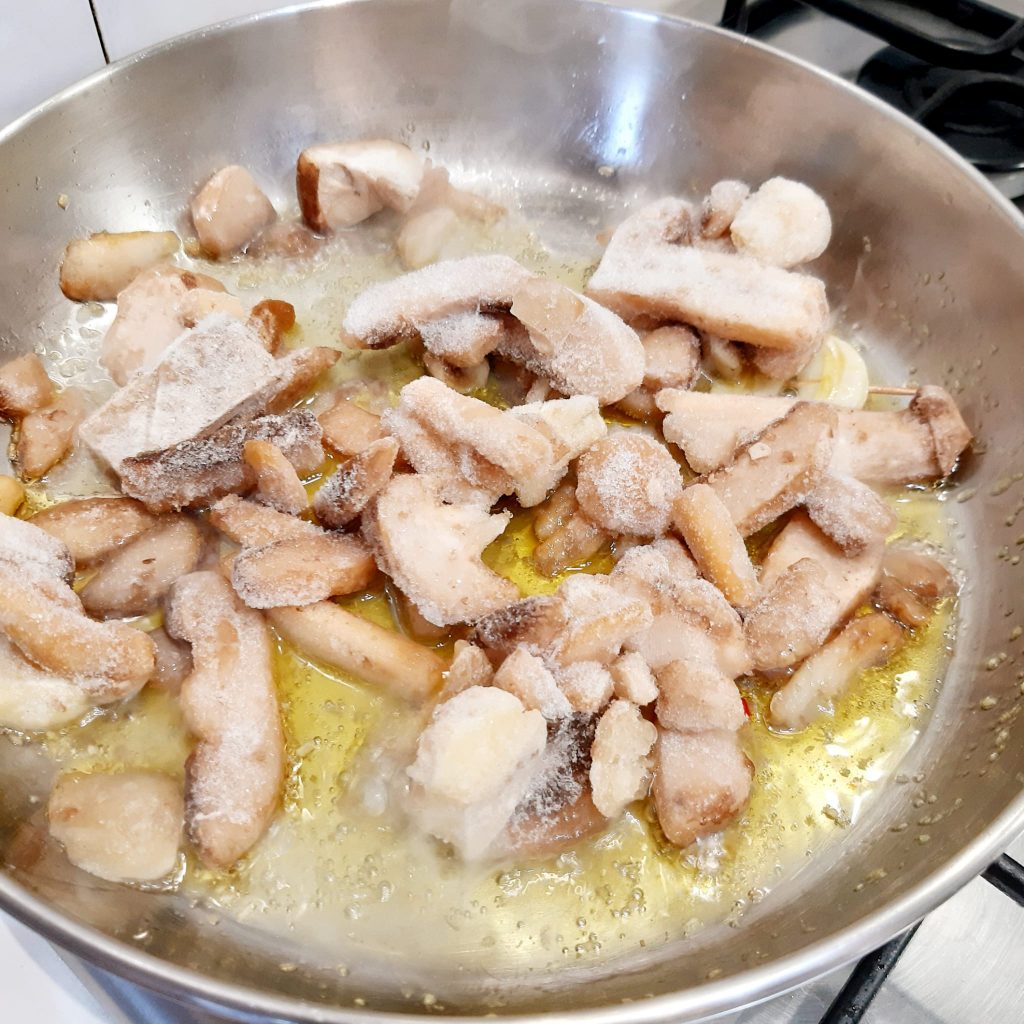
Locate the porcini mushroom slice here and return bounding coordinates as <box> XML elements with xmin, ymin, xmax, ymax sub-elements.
<box><xmin>166</xmin><ymin>571</ymin><xmax>283</xmax><ymax>869</ymax></box>
<box><xmin>79</xmin><ymin>517</ymin><xmax>204</xmax><ymax>618</ymax></box>
<box><xmin>553</xmin><ymin>574</ymin><xmax>653</xmax><ymax>667</ymax></box>
<box><xmin>640</xmin><ymin>325</ymin><xmax>701</xmax><ymax>391</ymax></box>
<box><xmin>405</xmin><ymin>686</ymin><xmax>547</xmax><ymax>861</ymax></box>
<box><xmin>743</xmin><ymin>558</ymin><xmax>841</xmax><ymax>672</ymax></box>
<box><xmin>0</xmin><ymin>565</ymin><xmax>154</xmax><ymax>703</ymax></box>
<box><xmin>16</xmin><ymin>390</ymin><xmax>85</xmax><ymax>479</ymax></box>
<box><xmin>729</xmin><ymin>177</ymin><xmax>832</xmax><ymax>268</ymax></box>
<box><xmin>59</xmin><ymin>230</ymin><xmax>180</xmax><ymax>302</ymax></box>
<box><xmin>769</xmin><ymin>612</ymin><xmax>904</xmax><ymax>730</ymax></box>
<box><xmin>231</xmin><ymin>533</ymin><xmax>376</xmax><ymax>609</ymax></box>
<box><xmin>297</xmin><ymin>139</ymin><xmax>425</xmax><ymax>232</ymax></box>
<box><xmin>875</xmin><ymin>544</ymin><xmax>957</xmax><ymax>628</ymax></box>
<box><xmin>0</xmin><ymin>635</ymin><xmax>90</xmax><ymax>732</ymax></box>
<box><xmin>119</xmin><ymin>409</ymin><xmax>323</xmax><ymax>513</ymax></box>
<box><xmin>31</xmin><ymin>497</ymin><xmax>158</xmax><ymax>568</ymax></box>
<box><xmin>654</xmin><ymin>659</ymin><xmax>747</xmax><ymax>734</ymax></box>
<box><xmin>653</xmin><ymin>729</ymin><xmax>753</xmax><ymax>848</ymax></box>
<box><xmin>706</xmin><ymin>400</ymin><xmax>837</xmax><ymax>537</ymax></box>
<box><xmin>760</xmin><ymin>511</ymin><xmax>883</xmax><ymax>623</ymax></box>
<box><xmin>804</xmin><ymin>474</ymin><xmax>896</xmax><ymax>556</ymax></box>
<box><xmin>191</xmin><ymin>165</ymin><xmax>277</xmax><ymax>258</ymax></box>
<box><xmin>243</xmin><ymin>439</ymin><xmax>309</xmax><ymax>515</ymax></box>
<box><xmin>48</xmin><ymin>771</ymin><xmax>183</xmax><ymax>883</ymax></box>
<box><xmin>99</xmin><ymin>265</ymin><xmax>245</xmax><ymax>385</ymax></box>
<box><xmin>533</xmin><ymin>510</ymin><xmax>609</xmax><ymax>577</ymax></box>
<box><xmin>493</xmin><ymin>646</ymin><xmax>572</xmax><ymax>720</ymax></box>
<box><xmin>589</xmin><ymin>699</ymin><xmax>657</xmax><ymax>818</ymax></box>
<box><xmin>268</xmin><ymin>602</ymin><xmax>444</xmax><ymax>702</ymax></box>
<box><xmin>0</xmin><ymin>354</ymin><xmax>55</xmax><ymax>418</ymax></box>
<box><xmin>313</xmin><ymin>437</ymin><xmax>399</xmax><ymax>529</ymax></box>
<box><xmin>609</xmin><ymin>651</ymin><xmax>658</xmax><ymax>707</ymax></box>
<box><xmin>208</xmin><ymin>494</ymin><xmax>320</xmax><ymax>548</ymax></box>
<box><xmin>586</xmin><ymin>197</ymin><xmax>828</xmax><ymax>352</ymax></box>
<box><xmin>469</xmin><ymin>596</ymin><xmax>568</xmax><ymax>663</ymax></box>
<box><xmin>575</xmin><ymin>432</ymin><xmax>683</xmax><ymax>537</ymax></box>
<box><xmin>397</xmin><ymin>206</ymin><xmax>460</xmax><ymax>270</ymax></box>
<box><xmin>365</xmin><ymin>473</ymin><xmax>517</xmax><ymax>627</ymax></box>
<box><xmin>555</xmin><ymin>661</ymin><xmax>615</xmax><ymax>714</ymax></box>
<box><xmin>317</xmin><ymin>396</ymin><xmax>384</xmax><ymax>459</ymax></box>
<box><xmin>248</xmin><ymin>299</ymin><xmax>296</xmax><ymax>355</ymax></box>
<box><xmin>671</xmin><ymin>484</ymin><xmax>760</xmax><ymax>609</ymax></box>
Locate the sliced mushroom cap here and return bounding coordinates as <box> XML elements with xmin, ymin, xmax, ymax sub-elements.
<box><xmin>553</xmin><ymin>573</ymin><xmax>653</xmax><ymax>667</ymax></box>
<box><xmin>317</xmin><ymin>395</ymin><xmax>384</xmax><ymax>459</ymax></box>
<box><xmin>586</xmin><ymin>197</ymin><xmax>829</xmax><ymax>352</ymax></box>
<box><xmin>59</xmin><ymin>231</ymin><xmax>180</xmax><ymax>302</ymax></box>
<box><xmin>804</xmin><ymin>473</ymin><xmax>897</xmax><ymax>556</ymax></box>
<box><xmin>208</xmin><ymin>493</ymin><xmax>320</xmax><ymax>547</ymax></box>
<box><xmin>729</xmin><ymin>177</ymin><xmax>832</xmax><ymax>268</ymax></box>
<box><xmin>875</xmin><ymin>544</ymin><xmax>957</xmax><ymax>628</ymax></box>
<box><xmin>576</xmin><ymin>432</ymin><xmax>683</xmax><ymax>537</ymax></box>
<box><xmin>231</xmin><ymin>532</ymin><xmax>377</xmax><ymax>609</ymax></box>
<box><xmin>438</xmin><ymin>640</ymin><xmax>494</xmax><ymax>702</ymax></box>
<box><xmin>493</xmin><ymin>646</ymin><xmax>572</xmax><ymax>720</ymax></box>
<box><xmin>365</xmin><ymin>473</ymin><xmax>518</xmax><ymax>627</ymax></box>
<box><xmin>652</xmin><ymin>728</ymin><xmax>753</xmax><ymax>848</ymax></box>
<box><xmin>589</xmin><ymin>699</ymin><xmax>657</xmax><ymax>818</ymax></box>
<box><xmin>655</xmin><ymin>659</ymin><xmax>747</xmax><ymax>733</ymax></box>
<box><xmin>769</xmin><ymin>612</ymin><xmax>904</xmax><ymax>730</ymax></box>
<box><xmin>48</xmin><ymin>771</ymin><xmax>184</xmax><ymax>883</ymax></box>
<box><xmin>556</xmin><ymin>660</ymin><xmax>616</xmax><ymax>714</ymax></box>
<box><xmin>31</xmin><ymin>497</ymin><xmax>158</xmax><ymax>568</ymax></box>
<box><xmin>190</xmin><ymin>164</ymin><xmax>277</xmax><ymax>258</ymax></box>
<box><xmin>243</xmin><ymin>439</ymin><xmax>309</xmax><ymax>515</ymax></box>
<box><xmin>166</xmin><ymin>571</ymin><xmax>284</xmax><ymax>869</ymax></box>
<box><xmin>609</xmin><ymin>651</ymin><xmax>659</xmax><ymax>706</ymax></box>
<box><xmin>1</xmin><ymin>508</ymin><xmax>75</xmax><ymax>581</ymax></box>
<box><xmin>297</xmin><ymin>139</ymin><xmax>426</xmax><ymax>232</ymax></box>
<box><xmin>79</xmin><ymin>516</ymin><xmax>204</xmax><ymax>618</ymax></box>
<box><xmin>701</xmin><ymin>180</ymin><xmax>750</xmax><ymax>239</ymax></box>
<box><xmin>0</xmin><ymin>353</ymin><xmax>55</xmax><ymax>418</ymax></box>
<box><xmin>639</xmin><ymin>325</ymin><xmax>701</xmax><ymax>391</ymax></box>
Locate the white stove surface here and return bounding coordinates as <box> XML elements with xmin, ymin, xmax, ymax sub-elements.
<box><xmin>2</xmin><ymin>1</ymin><xmax>1024</xmax><ymax>1022</ymax></box>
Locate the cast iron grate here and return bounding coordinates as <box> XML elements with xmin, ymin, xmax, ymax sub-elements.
<box><xmin>720</xmin><ymin>0</ymin><xmax>1024</xmax><ymax>175</ymax></box>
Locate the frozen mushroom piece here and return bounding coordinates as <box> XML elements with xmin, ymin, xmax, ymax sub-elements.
<box><xmin>406</xmin><ymin>686</ymin><xmax>547</xmax><ymax>861</ymax></box>
<box><xmin>671</xmin><ymin>483</ymin><xmax>760</xmax><ymax>609</ymax></box>
<box><xmin>586</xmin><ymin>197</ymin><xmax>829</xmax><ymax>353</ymax></box>
<box><xmin>248</xmin><ymin>299</ymin><xmax>296</xmax><ymax>355</ymax></box>
<box><xmin>706</xmin><ymin>400</ymin><xmax>837</xmax><ymax>536</ymax></box>
<box><xmin>553</xmin><ymin>573</ymin><xmax>653</xmax><ymax>667</ymax></box>
<box><xmin>31</xmin><ymin>497</ymin><xmax>158</xmax><ymax>568</ymax></box>
<box><xmin>79</xmin><ymin>517</ymin><xmax>204</xmax><ymax>618</ymax></box>
<box><xmin>297</xmin><ymin>139</ymin><xmax>426</xmax><ymax>231</ymax></box>
<box><xmin>0</xmin><ymin>509</ymin><xmax>75</xmax><ymax>581</ymax></box>
<box><xmin>875</xmin><ymin>544</ymin><xmax>956</xmax><ymax>628</ymax></box>
<box><xmin>701</xmin><ymin>180</ymin><xmax>750</xmax><ymax>239</ymax></box>
<box><xmin>422</xmin><ymin>352</ymin><xmax>490</xmax><ymax>394</ymax></box>
<box><xmin>190</xmin><ymin>165</ymin><xmax>277</xmax><ymax>258</ymax></box>
<box><xmin>0</xmin><ymin>476</ymin><xmax>25</xmax><ymax>517</ymax></box>
<box><xmin>655</xmin><ymin>659</ymin><xmax>747</xmax><ymax>734</ymax></box>
<box><xmin>243</xmin><ymin>439</ymin><xmax>309</xmax><ymax>515</ymax></box>
<box><xmin>0</xmin><ymin>635</ymin><xmax>90</xmax><ymax>732</ymax></box>
<box><xmin>438</xmin><ymin>641</ymin><xmax>494</xmax><ymax>702</ymax></box>
<box><xmin>231</xmin><ymin>533</ymin><xmax>377</xmax><ymax>609</ymax></box>
<box><xmin>0</xmin><ymin>353</ymin><xmax>55</xmax><ymax>418</ymax></box>
<box><xmin>743</xmin><ymin>558</ymin><xmax>842</xmax><ymax>672</ymax></box>
<box><xmin>640</xmin><ymin>325</ymin><xmax>701</xmax><ymax>390</ymax></box>
<box><xmin>397</xmin><ymin>206</ymin><xmax>459</xmax><ymax>269</ymax></box>
<box><xmin>208</xmin><ymin>494</ymin><xmax>320</xmax><ymax>548</ymax></box>
<box><xmin>576</xmin><ymin>432</ymin><xmax>683</xmax><ymax>538</ymax></box>
<box><xmin>770</xmin><ymin>612</ymin><xmax>904</xmax><ymax>730</ymax></box>
<box><xmin>556</xmin><ymin>661</ymin><xmax>615</xmax><ymax>715</ymax></box>
<box><xmin>16</xmin><ymin>389</ymin><xmax>85</xmax><ymax>479</ymax></box>
<box><xmin>589</xmin><ymin>699</ymin><xmax>658</xmax><ymax>818</ymax></box>
<box><xmin>48</xmin><ymin>771</ymin><xmax>184</xmax><ymax>883</ymax></box>
<box><xmin>318</xmin><ymin>396</ymin><xmax>385</xmax><ymax>459</ymax></box>
<box><xmin>702</xmin><ymin>334</ymin><xmax>745</xmax><ymax>381</ymax></box>
<box><xmin>166</xmin><ymin>571</ymin><xmax>284</xmax><ymax>869</ymax></box>
<box><xmin>730</xmin><ymin>177</ymin><xmax>832</xmax><ymax>269</ymax></box>
<box><xmin>493</xmin><ymin>646</ymin><xmax>572</xmax><ymax>720</ymax></box>
<box><xmin>418</xmin><ymin>312</ymin><xmax>506</xmax><ymax>368</ymax></box>
<box><xmin>609</xmin><ymin>651</ymin><xmax>658</xmax><ymax>707</ymax></box>
<box><xmin>313</xmin><ymin>437</ymin><xmax>399</xmax><ymax>529</ymax></box>
<box><xmin>269</xmin><ymin>602</ymin><xmax>444</xmax><ymax>701</ymax></box>
<box><xmin>59</xmin><ymin>230</ymin><xmax>180</xmax><ymax>302</ymax></box>
<box><xmin>148</xmin><ymin>626</ymin><xmax>193</xmax><ymax>694</ymax></box>
<box><xmin>653</xmin><ymin>729</ymin><xmax>753</xmax><ymax>848</ymax></box>
<box><xmin>365</xmin><ymin>473</ymin><xmax>517</xmax><ymax>627</ymax></box>
<box><xmin>804</xmin><ymin>473</ymin><xmax>897</xmax><ymax>556</ymax></box>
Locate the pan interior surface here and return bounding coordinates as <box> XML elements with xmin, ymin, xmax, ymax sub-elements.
<box><xmin>1</xmin><ymin>1</ymin><xmax>1024</xmax><ymax>1021</ymax></box>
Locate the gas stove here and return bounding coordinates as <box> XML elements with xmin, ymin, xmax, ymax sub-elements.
<box><xmin>4</xmin><ymin>2</ymin><xmax>1024</xmax><ymax>1022</ymax></box>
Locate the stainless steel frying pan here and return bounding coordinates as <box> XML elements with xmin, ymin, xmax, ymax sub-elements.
<box><xmin>2</xmin><ymin>1</ymin><xmax>1024</xmax><ymax>1021</ymax></box>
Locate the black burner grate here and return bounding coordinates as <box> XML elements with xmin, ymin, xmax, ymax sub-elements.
<box><xmin>815</xmin><ymin>854</ymin><xmax>1024</xmax><ymax>1023</ymax></box>
<box><xmin>721</xmin><ymin>0</ymin><xmax>1024</xmax><ymax>178</ymax></box>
